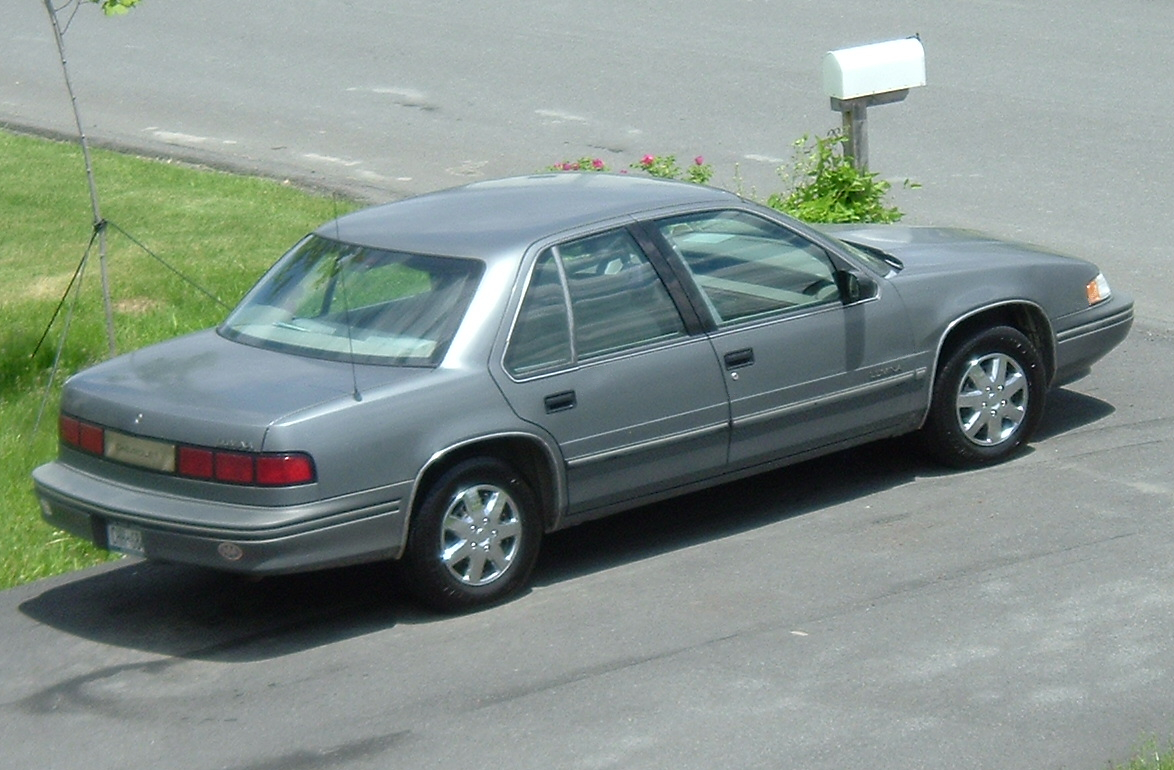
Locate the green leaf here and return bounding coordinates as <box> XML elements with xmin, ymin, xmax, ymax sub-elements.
<box><xmin>93</xmin><ymin>0</ymin><xmax>142</xmax><ymax>16</ymax></box>
<box><xmin>768</xmin><ymin>130</ymin><xmax>907</xmax><ymax>223</ymax></box>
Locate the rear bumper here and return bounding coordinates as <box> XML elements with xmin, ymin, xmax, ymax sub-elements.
<box><xmin>1053</xmin><ymin>294</ymin><xmax>1134</xmax><ymax>386</ymax></box>
<box><xmin>32</xmin><ymin>461</ymin><xmax>410</xmax><ymax>575</ymax></box>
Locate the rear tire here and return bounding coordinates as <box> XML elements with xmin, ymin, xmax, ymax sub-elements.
<box><xmin>921</xmin><ymin>326</ymin><xmax>1046</xmax><ymax>468</ymax></box>
<box><xmin>402</xmin><ymin>458</ymin><xmax>541</xmax><ymax>612</ymax></box>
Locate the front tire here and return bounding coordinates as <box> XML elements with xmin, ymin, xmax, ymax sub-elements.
<box><xmin>402</xmin><ymin>458</ymin><xmax>542</xmax><ymax>612</ymax></box>
<box><xmin>921</xmin><ymin>326</ymin><xmax>1046</xmax><ymax>468</ymax></box>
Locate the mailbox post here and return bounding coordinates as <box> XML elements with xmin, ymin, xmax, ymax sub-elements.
<box><xmin>822</xmin><ymin>37</ymin><xmax>926</xmax><ymax>170</ymax></box>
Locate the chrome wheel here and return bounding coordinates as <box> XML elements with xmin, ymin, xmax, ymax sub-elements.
<box><xmin>920</xmin><ymin>325</ymin><xmax>1046</xmax><ymax>469</ymax></box>
<box><xmin>954</xmin><ymin>352</ymin><xmax>1029</xmax><ymax>446</ymax></box>
<box><xmin>403</xmin><ymin>458</ymin><xmax>541</xmax><ymax>612</ymax></box>
<box><xmin>440</xmin><ymin>484</ymin><xmax>523</xmax><ymax>587</ymax></box>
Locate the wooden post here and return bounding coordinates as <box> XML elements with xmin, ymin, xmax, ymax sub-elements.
<box><xmin>830</xmin><ymin>89</ymin><xmax>909</xmax><ymax>174</ymax></box>
<box><xmin>841</xmin><ymin>101</ymin><xmax>869</xmax><ymax>171</ymax></box>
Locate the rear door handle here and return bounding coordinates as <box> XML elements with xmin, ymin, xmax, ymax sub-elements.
<box><xmin>723</xmin><ymin>348</ymin><xmax>755</xmax><ymax>370</ymax></box>
<box><xmin>544</xmin><ymin>390</ymin><xmax>577</xmax><ymax>413</ymax></box>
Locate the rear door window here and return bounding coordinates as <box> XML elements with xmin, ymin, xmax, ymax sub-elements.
<box><xmin>505</xmin><ymin>228</ymin><xmax>686</xmax><ymax>377</ymax></box>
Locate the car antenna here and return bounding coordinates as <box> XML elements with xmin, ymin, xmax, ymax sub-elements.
<box><xmin>332</xmin><ymin>195</ymin><xmax>363</xmax><ymax>402</ymax></box>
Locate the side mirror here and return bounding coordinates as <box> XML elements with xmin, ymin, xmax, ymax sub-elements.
<box><xmin>836</xmin><ymin>271</ymin><xmax>878</xmax><ymax>304</ymax></box>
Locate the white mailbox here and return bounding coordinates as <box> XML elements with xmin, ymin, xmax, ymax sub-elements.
<box><xmin>823</xmin><ymin>37</ymin><xmax>926</xmax><ymax>102</ymax></box>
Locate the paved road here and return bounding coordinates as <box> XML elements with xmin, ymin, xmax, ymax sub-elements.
<box><xmin>2</xmin><ymin>331</ymin><xmax>1171</xmax><ymax>770</ymax></box>
<box><xmin>3</xmin><ymin>2</ymin><xmax>1174</xmax><ymax>769</ymax></box>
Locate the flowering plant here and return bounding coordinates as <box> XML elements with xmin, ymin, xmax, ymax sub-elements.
<box><xmin>632</xmin><ymin>154</ymin><xmax>713</xmax><ymax>185</ymax></box>
<box><xmin>546</xmin><ymin>134</ymin><xmax>910</xmax><ymax>223</ymax></box>
<box><xmin>547</xmin><ymin>157</ymin><xmax>609</xmax><ymax>172</ymax></box>
<box><xmin>547</xmin><ymin>153</ymin><xmax>713</xmax><ymax>185</ymax></box>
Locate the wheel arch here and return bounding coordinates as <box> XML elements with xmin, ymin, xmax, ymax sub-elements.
<box><xmin>919</xmin><ymin>301</ymin><xmax>1056</xmax><ymax>429</ymax></box>
<box><xmin>933</xmin><ymin>301</ymin><xmax>1055</xmax><ymax>382</ymax></box>
<box><xmin>408</xmin><ymin>433</ymin><xmax>565</xmax><ymax>534</ymax></box>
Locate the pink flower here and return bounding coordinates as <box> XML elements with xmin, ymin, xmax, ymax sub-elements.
<box><xmin>592</xmin><ymin>158</ymin><xmax>605</xmax><ymax>170</ymax></box>
<box><xmin>694</xmin><ymin>156</ymin><xmax>705</xmax><ymax>166</ymax></box>
<box><xmin>641</xmin><ymin>154</ymin><xmax>656</xmax><ymax>166</ymax></box>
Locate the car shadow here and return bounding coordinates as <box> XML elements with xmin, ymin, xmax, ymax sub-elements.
<box><xmin>533</xmin><ymin>435</ymin><xmax>933</xmax><ymax>586</ymax></box>
<box><xmin>534</xmin><ymin>387</ymin><xmax>1114</xmax><ymax>586</ymax></box>
<box><xmin>18</xmin><ymin>559</ymin><xmax>419</xmax><ymax>663</ymax></box>
<box><xmin>18</xmin><ymin>387</ymin><xmax>1113</xmax><ymax>661</ymax></box>
<box><xmin>1033</xmin><ymin>385</ymin><xmax>1116</xmax><ymax>441</ymax></box>
<box><xmin>534</xmin><ymin>385</ymin><xmax>1113</xmax><ymax>585</ymax></box>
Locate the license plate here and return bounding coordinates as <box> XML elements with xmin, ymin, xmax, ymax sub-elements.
<box><xmin>106</xmin><ymin>523</ymin><xmax>145</xmax><ymax>557</ymax></box>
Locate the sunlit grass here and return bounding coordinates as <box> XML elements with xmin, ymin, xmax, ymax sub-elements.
<box><xmin>1115</xmin><ymin>741</ymin><xmax>1174</xmax><ymax>770</ymax></box>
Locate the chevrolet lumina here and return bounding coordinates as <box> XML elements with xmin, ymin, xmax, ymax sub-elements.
<box><xmin>33</xmin><ymin>174</ymin><xmax>1133</xmax><ymax>611</ymax></box>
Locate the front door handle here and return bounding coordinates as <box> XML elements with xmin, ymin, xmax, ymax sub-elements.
<box><xmin>544</xmin><ymin>390</ymin><xmax>577</xmax><ymax>413</ymax></box>
<box><xmin>723</xmin><ymin>348</ymin><xmax>755</xmax><ymax>370</ymax></box>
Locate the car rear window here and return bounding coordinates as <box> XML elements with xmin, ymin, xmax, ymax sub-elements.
<box><xmin>219</xmin><ymin>235</ymin><xmax>483</xmax><ymax>366</ymax></box>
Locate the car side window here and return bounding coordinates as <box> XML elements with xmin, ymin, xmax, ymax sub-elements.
<box><xmin>504</xmin><ymin>250</ymin><xmax>573</xmax><ymax>376</ymax></box>
<box><xmin>504</xmin><ymin>229</ymin><xmax>686</xmax><ymax>377</ymax></box>
<box><xmin>655</xmin><ymin>210</ymin><xmax>840</xmax><ymax>325</ymax></box>
<box><xmin>560</xmin><ymin>229</ymin><xmax>686</xmax><ymax>359</ymax></box>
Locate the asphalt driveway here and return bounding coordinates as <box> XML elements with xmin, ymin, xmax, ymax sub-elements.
<box><xmin>2</xmin><ymin>1</ymin><xmax>1173</xmax><ymax>768</ymax></box>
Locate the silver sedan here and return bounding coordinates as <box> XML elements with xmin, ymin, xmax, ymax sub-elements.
<box><xmin>34</xmin><ymin>173</ymin><xmax>1133</xmax><ymax>611</ymax></box>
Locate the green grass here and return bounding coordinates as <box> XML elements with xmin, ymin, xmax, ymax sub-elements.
<box><xmin>0</xmin><ymin>128</ymin><xmax>355</xmax><ymax>589</ymax></box>
<box><xmin>1116</xmin><ymin>742</ymin><xmax>1174</xmax><ymax>770</ymax></box>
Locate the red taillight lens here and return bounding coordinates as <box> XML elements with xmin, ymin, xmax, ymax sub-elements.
<box><xmin>215</xmin><ymin>452</ymin><xmax>256</xmax><ymax>484</ymax></box>
<box><xmin>256</xmin><ymin>454</ymin><xmax>316</xmax><ymax>486</ymax></box>
<box><xmin>59</xmin><ymin>415</ymin><xmax>81</xmax><ymax>446</ymax></box>
<box><xmin>79</xmin><ymin>424</ymin><xmax>105</xmax><ymax>455</ymax></box>
<box><xmin>61</xmin><ymin>415</ymin><xmax>105</xmax><ymax>455</ymax></box>
<box><xmin>178</xmin><ymin>447</ymin><xmax>314</xmax><ymax>485</ymax></box>
<box><xmin>177</xmin><ymin>447</ymin><xmax>214</xmax><ymax>479</ymax></box>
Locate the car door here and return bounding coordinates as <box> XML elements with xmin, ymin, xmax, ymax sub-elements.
<box><xmin>493</xmin><ymin>227</ymin><xmax>731</xmax><ymax>516</ymax></box>
<box><xmin>652</xmin><ymin>209</ymin><xmax>921</xmax><ymax>469</ymax></box>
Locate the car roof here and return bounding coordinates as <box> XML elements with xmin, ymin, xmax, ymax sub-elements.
<box><xmin>320</xmin><ymin>173</ymin><xmax>741</xmax><ymax>260</ymax></box>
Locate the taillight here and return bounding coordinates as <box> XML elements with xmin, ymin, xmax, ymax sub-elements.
<box><xmin>177</xmin><ymin>446</ymin><xmax>214</xmax><ymax>479</ymax></box>
<box><xmin>215</xmin><ymin>451</ymin><xmax>256</xmax><ymax>484</ymax></box>
<box><xmin>256</xmin><ymin>454</ymin><xmax>316</xmax><ymax>486</ymax></box>
<box><xmin>59</xmin><ymin>415</ymin><xmax>80</xmax><ymax>446</ymax></box>
<box><xmin>180</xmin><ymin>448</ymin><xmax>316</xmax><ymax>485</ymax></box>
<box><xmin>60</xmin><ymin>414</ymin><xmax>316</xmax><ymax>486</ymax></box>
<box><xmin>60</xmin><ymin>414</ymin><xmax>104</xmax><ymax>455</ymax></box>
<box><xmin>177</xmin><ymin>446</ymin><xmax>316</xmax><ymax>485</ymax></box>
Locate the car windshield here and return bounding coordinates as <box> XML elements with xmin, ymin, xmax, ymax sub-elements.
<box><xmin>219</xmin><ymin>235</ymin><xmax>483</xmax><ymax>366</ymax></box>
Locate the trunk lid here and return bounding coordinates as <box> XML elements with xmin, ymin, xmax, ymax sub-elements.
<box><xmin>60</xmin><ymin>329</ymin><xmax>420</xmax><ymax>451</ymax></box>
